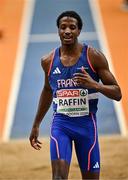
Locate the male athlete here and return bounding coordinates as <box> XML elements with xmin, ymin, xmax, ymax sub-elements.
<box><xmin>29</xmin><ymin>11</ymin><xmax>122</xmax><ymax>180</ymax></box>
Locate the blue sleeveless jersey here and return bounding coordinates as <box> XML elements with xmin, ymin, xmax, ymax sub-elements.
<box><xmin>48</xmin><ymin>44</ymin><xmax>99</xmax><ymax>115</ymax></box>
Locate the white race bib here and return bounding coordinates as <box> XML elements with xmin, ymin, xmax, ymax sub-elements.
<box><xmin>54</xmin><ymin>89</ymin><xmax>89</xmax><ymax>117</ymax></box>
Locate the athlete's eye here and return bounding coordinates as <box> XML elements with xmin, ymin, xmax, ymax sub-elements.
<box><xmin>70</xmin><ymin>25</ymin><xmax>77</xmax><ymax>30</ymax></box>
<box><xmin>60</xmin><ymin>25</ymin><xmax>66</xmax><ymax>30</ymax></box>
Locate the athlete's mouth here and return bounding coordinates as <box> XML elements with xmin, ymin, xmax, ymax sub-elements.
<box><xmin>63</xmin><ymin>36</ymin><xmax>73</xmax><ymax>41</ymax></box>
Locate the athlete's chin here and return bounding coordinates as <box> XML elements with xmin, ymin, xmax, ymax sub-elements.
<box><xmin>62</xmin><ymin>40</ymin><xmax>74</xmax><ymax>45</ymax></box>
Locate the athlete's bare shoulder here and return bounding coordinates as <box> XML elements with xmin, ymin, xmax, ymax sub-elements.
<box><xmin>88</xmin><ymin>46</ymin><xmax>109</xmax><ymax>71</ymax></box>
<box><xmin>41</xmin><ymin>50</ymin><xmax>54</xmax><ymax>73</ymax></box>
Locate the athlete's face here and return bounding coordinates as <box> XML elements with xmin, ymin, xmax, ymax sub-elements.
<box><xmin>58</xmin><ymin>17</ymin><xmax>81</xmax><ymax>45</ymax></box>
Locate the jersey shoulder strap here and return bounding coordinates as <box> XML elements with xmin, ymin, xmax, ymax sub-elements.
<box><xmin>48</xmin><ymin>49</ymin><xmax>56</xmax><ymax>76</ymax></box>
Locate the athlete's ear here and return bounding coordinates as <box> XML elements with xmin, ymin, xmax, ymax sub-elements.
<box><xmin>77</xmin><ymin>30</ymin><xmax>81</xmax><ymax>36</ymax></box>
<box><xmin>58</xmin><ymin>28</ymin><xmax>60</xmax><ymax>34</ymax></box>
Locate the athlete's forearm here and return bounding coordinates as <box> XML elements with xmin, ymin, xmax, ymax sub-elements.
<box><xmin>95</xmin><ymin>83</ymin><xmax>122</xmax><ymax>101</ymax></box>
<box><xmin>32</xmin><ymin>87</ymin><xmax>53</xmax><ymax>128</ymax></box>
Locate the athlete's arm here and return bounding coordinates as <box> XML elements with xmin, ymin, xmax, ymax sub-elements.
<box><xmin>29</xmin><ymin>53</ymin><xmax>53</xmax><ymax>150</ymax></box>
<box><xmin>73</xmin><ymin>47</ymin><xmax>122</xmax><ymax>101</ymax></box>
<box><xmin>89</xmin><ymin>47</ymin><xmax>122</xmax><ymax>101</ymax></box>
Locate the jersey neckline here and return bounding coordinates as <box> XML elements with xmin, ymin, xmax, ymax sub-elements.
<box><xmin>57</xmin><ymin>44</ymin><xmax>86</xmax><ymax>68</ymax></box>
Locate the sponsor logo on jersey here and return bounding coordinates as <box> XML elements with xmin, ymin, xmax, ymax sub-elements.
<box><xmin>53</xmin><ymin>67</ymin><xmax>61</xmax><ymax>74</ymax></box>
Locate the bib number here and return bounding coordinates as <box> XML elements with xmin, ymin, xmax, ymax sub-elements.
<box><xmin>55</xmin><ymin>89</ymin><xmax>89</xmax><ymax>117</ymax></box>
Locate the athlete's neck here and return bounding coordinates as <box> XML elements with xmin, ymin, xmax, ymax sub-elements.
<box><xmin>59</xmin><ymin>43</ymin><xmax>83</xmax><ymax>67</ymax></box>
<box><xmin>60</xmin><ymin>43</ymin><xmax>83</xmax><ymax>56</ymax></box>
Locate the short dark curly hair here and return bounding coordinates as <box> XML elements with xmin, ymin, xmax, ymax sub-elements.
<box><xmin>56</xmin><ymin>11</ymin><xmax>83</xmax><ymax>30</ymax></box>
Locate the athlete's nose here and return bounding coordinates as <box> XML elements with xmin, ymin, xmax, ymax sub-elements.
<box><xmin>65</xmin><ymin>27</ymin><xmax>71</xmax><ymax>35</ymax></box>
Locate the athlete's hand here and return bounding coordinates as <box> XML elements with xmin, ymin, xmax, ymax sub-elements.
<box><xmin>73</xmin><ymin>67</ymin><xmax>98</xmax><ymax>89</ymax></box>
<box><xmin>29</xmin><ymin>126</ymin><xmax>42</xmax><ymax>150</ymax></box>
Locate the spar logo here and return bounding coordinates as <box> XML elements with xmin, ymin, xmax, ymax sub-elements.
<box><xmin>57</xmin><ymin>89</ymin><xmax>87</xmax><ymax>97</ymax></box>
<box><xmin>57</xmin><ymin>89</ymin><xmax>79</xmax><ymax>97</ymax></box>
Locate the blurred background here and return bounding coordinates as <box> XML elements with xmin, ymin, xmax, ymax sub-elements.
<box><xmin>0</xmin><ymin>0</ymin><xmax>128</xmax><ymax>142</ymax></box>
